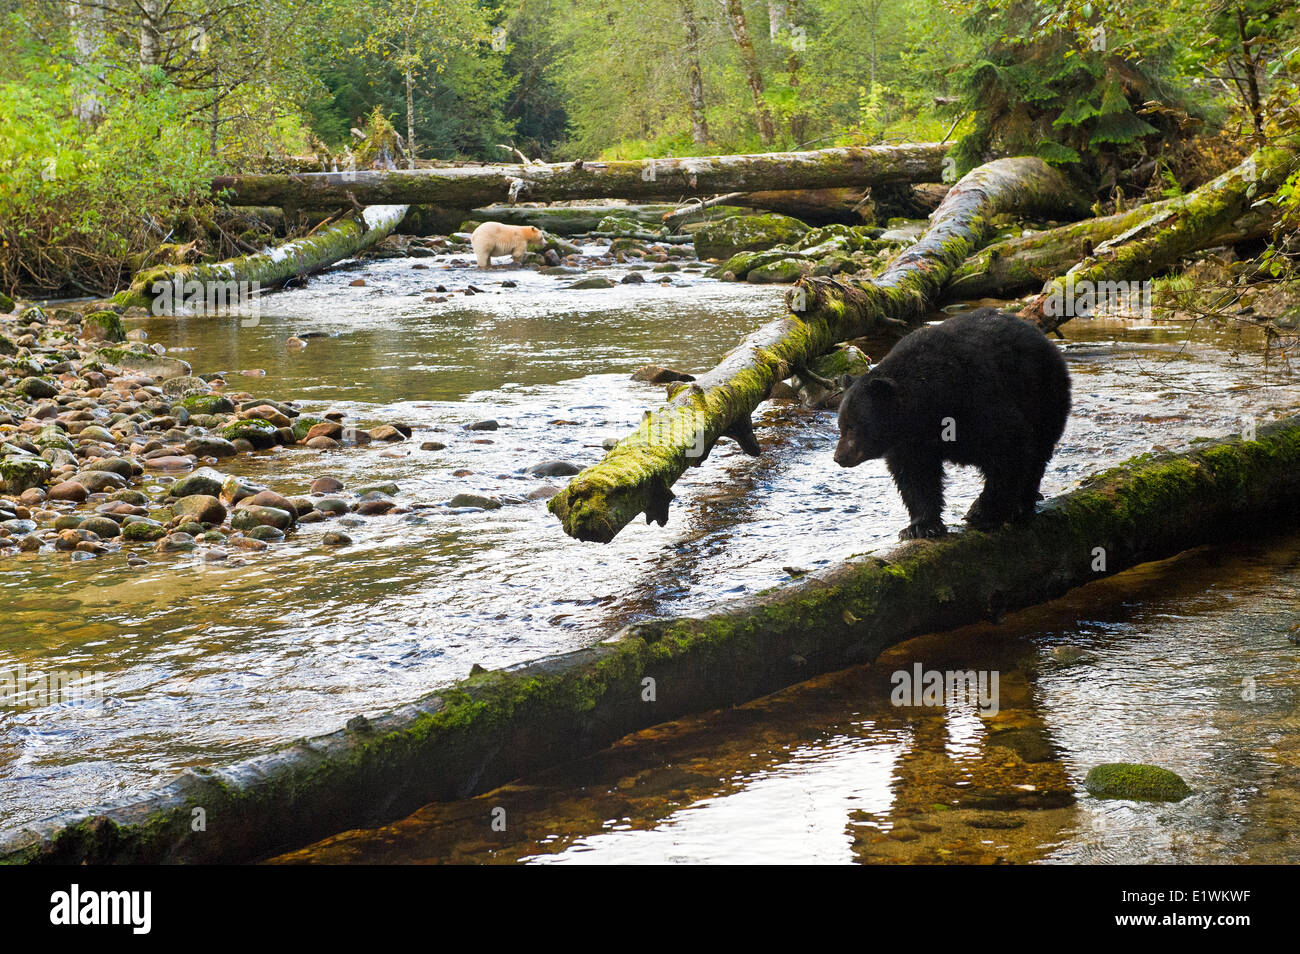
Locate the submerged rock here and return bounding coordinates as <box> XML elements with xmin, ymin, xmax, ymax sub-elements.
<box><xmin>525</xmin><ymin>460</ymin><xmax>582</xmax><ymax>477</ymax></box>
<box><xmin>448</xmin><ymin>493</ymin><xmax>502</xmax><ymax>510</ymax></box>
<box><xmin>566</xmin><ymin>277</ymin><xmax>618</xmax><ymax>290</ymax></box>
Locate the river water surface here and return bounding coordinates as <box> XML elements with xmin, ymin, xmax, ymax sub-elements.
<box><xmin>3</xmin><ymin>247</ymin><xmax>1298</xmax><ymax>861</ymax></box>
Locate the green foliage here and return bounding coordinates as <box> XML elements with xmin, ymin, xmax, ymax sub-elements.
<box><xmin>944</xmin><ymin>1</ymin><xmax>1186</xmax><ymax>178</ymax></box>
<box><xmin>0</xmin><ymin>57</ymin><xmax>218</xmax><ymax>294</ymax></box>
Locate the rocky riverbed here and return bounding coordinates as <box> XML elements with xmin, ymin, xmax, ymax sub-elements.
<box><xmin>0</xmin><ymin>299</ymin><xmax>472</xmax><ymax>565</ymax></box>
<box><xmin>0</xmin><ymin>225</ymin><xmax>741</xmax><ymax>567</ymax></box>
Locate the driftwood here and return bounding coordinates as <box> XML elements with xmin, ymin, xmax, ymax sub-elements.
<box><xmin>548</xmin><ymin>157</ymin><xmax>1091</xmax><ymax>543</ymax></box>
<box><xmin>6</xmin><ymin>414</ymin><xmax>1299</xmax><ymax>864</ymax></box>
<box><xmin>211</xmin><ymin>143</ymin><xmax>952</xmax><ymax>209</ymax></box>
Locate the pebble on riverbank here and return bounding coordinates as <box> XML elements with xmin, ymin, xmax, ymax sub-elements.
<box><xmin>0</xmin><ymin>302</ymin><xmax>523</xmax><ymax>563</ymax></box>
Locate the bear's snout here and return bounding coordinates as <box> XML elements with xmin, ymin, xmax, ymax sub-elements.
<box><xmin>833</xmin><ymin>435</ymin><xmax>868</xmax><ymax>467</ymax></box>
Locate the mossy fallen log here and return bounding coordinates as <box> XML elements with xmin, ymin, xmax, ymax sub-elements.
<box><xmin>666</xmin><ymin>188</ymin><xmax>872</xmax><ymax>229</ymax></box>
<box><xmin>459</xmin><ymin>203</ymin><xmax>688</xmax><ymax>234</ymax></box>
<box><xmin>112</xmin><ymin>204</ymin><xmax>409</xmax><ymax>312</ymax></box>
<box><xmin>3</xmin><ymin>414</ymin><xmax>1298</xmax><ymax>865</ymax></box>
<box><xmin>212</xmin><ymin>143</ymin><xmax>952</xmax><ymax>208</ymax></box>
<box><xmin>1021</xmin><ymin>142</ymin><xmax>1299</xmax><ymax>331</ymax></box>
<box><xmin>944</xmin><ymin>199</ymin><xmax>1179</xmax><ymax>301</ymax></box>
<box><xmin>945</xmin><ymin>194</ymin><xmax>1277</xmax><ymax>301</ymax></box>
<box><xmin>549</xmin><ymin>156</ymin><xmax>1091</xmax><ymax>543</ymax></box>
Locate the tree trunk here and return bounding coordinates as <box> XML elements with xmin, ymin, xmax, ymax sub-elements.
<box><xmin>111</xmin><ymin>205</ymin><xmax>410</xmax><ymax>311</ymax></box>
<box><xmin>777</xmin><ymin>0</ymin><xmax>807</xmax><ymax>144</ymax></box>
<box><xmin>548</xmin><ymin>157</ymin><xmax>1091</xmax><ymax>542</ymax></box>
<box><xmin>730</xmin><ymin>187</ymin><xmax>871</xmax><ymax>225</ymax></box>
<box><xmin>404</xmin><ymin>31</ymin><xmax>417</xmax><ymax>171</ymax></box>
<box><xmin>11</xmin><ymin>414</ymin><xmax>1300</xmax><ymax>865</ymax></box>
<box><xmin>681</xmin><ymin>0</ymin><xmax>710</xmax><ymax>147</ymax></box>
<box><xmin>720</xmin><ymin>0</ymin><xmax>775</xmax><ymax>146</ymax></box>
<box><xmin>1021</xmin><ymin>141</ymin><xmax>1297</xmax><ymax>332</ymax></box>
<box><xmin>945</xmin><ymin>194</ymin><xmax>1277</xmax><ymax>302</ymax></box>
<box><xmin>69</xmin><ymin>0</ymin><xmax>104</xmax><ymax>125</ymax></box>
<box><xmin>213</xmin><ymin>141</ymin><xmax>952</xmax><ymax>207</ymax></box>
<box><xmin>139</xmin><ymin>0</ymin><xmax>161</xmax><ymax>67</ymax></box>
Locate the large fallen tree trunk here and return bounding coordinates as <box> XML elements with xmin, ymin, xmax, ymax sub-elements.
<box><xmin>1020</xmin><ymin>142</ymin><xmax>1298</xmax><ymax>331</ymax></box>
<box><xmin>944</xmin><ymin>195</ymin><xmax>1278</xmax><ymax>302</ymax></box>
<box><xmin>5</xmin><ymin>415</ymin><xmax>1298</xmax><ymax>864</ymax></box>
<box><xmin>549</xmin><ymin>157</ymin><xmax>1091</xmax><ymax>543</ymax></box>
<box><xmin>111</xmin><ymin>204</ymin><xmax>409</xmax><ymax>311</ymax></box>
<box><xmin>713</xmin><ymin>187</ymin><xmax>871</xmax><ymax>226</ymax></box>
<box><xmin>211</xmin><ymin>143</ymin><xmax>952</xmax><ymax>209</ymax></box>
<box><xmin>455</xmin><ymin>203</ymin><xmax>688</xmax><ymax>234</ymax></box>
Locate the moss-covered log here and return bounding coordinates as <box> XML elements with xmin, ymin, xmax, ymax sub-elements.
<box><xmin>112</xmin><ymin>204</ymin><xmax>409</xmax><ymax>312</ymax></box>
<box><xmin>944</xmin><ymin>198</ymin><xmax>1178</xmax><ymax>301</ymax></box>
<box><xmin>1021</xmin><ymin>142</ymin><xmax>1299</xmax><ymax>331</ymax></box>
<box><xmin>549</xmin><ymin>157</ymin><xmax>1091</xmax><ymax>543</ymax></box>
<box><xmin>4</xmin><ymin>415</ymin><xmax>1298</xmax><ymax>864</ymax></box>
<box><xmin>212</xmin><ymin>143</ymin><xmax>952</xmax><ymax>209</ymax></box>
<box><xmin>665</xmin><ymin>188</ymin><xmax>868</xmax><ymax>230</ymax></box>
<box><xmin>460</xmin><ymin>203</ymin><xmax>688</xmax><ymax>234</ymax></box>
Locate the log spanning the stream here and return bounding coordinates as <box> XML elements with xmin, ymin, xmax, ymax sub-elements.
<box><xmin>111</xmin><ymin>204</ymin><xmax>409</xmax><ymax>312</ymax></box>
<box><xmin>548</xmin><ymin>156</ymin><xmax>1092</xmax><ymax>543</ymax></box>
<box><xmin>1021</xmin><ymin>141</ymin><xmax>1299</xmax><ymax>331</ymax></box>
<box><xmin>211</xmin><ymin>143</ymin><xmax>953</xmax><ymax>208</ymax></box>
<box><xmin>4</xmin><ymin>417</ymin><xmax>1299</xmax><ymax>864</ymax></box>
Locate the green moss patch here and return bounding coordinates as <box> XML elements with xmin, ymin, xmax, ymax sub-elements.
<box><xmin>1084</xmin><ymin>763</ymin><xmax>1193</xmax><ymax>802</ymax></box>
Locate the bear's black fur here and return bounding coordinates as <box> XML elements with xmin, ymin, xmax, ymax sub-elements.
<box><xmin>834</xmin><ymin>308</ymin><xmax>1071</xmax><ymax>539</ymax></box>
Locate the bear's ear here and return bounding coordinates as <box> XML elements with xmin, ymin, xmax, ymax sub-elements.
<box><xmin>867</xmin><ymin>376</ymin><xmax>898</xmax><ymax>400</ymax></box>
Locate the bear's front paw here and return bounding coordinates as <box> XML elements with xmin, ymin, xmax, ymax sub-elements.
<box><xmin>900</xmin><ymin>520</ymin><xmax>946</xmax><ymax>540</ymax></box>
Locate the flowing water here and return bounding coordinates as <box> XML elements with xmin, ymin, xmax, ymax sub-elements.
<box><xmin>3</xmin><ymin>246</ymin><xmax>1299</xmax><ymax>861</ymax></box>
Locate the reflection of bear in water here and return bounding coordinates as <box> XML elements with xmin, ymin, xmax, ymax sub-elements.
<box><xmin>834</xmin><ymin>308</ymin><xmax>1071</xmax><ymax>539</ymax></box>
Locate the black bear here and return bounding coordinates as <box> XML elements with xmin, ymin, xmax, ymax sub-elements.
<box><xmin>834</xmin><ymin>308</ymin><xmax>1071</xmax><ymax>539</ymax></box>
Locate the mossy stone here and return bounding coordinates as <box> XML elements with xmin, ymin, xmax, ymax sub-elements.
<box><xmin>291</xmin><ymin>416</ymin><xmax>325</xmax><ymax>442</ymax></box>
<box><xmin>16</xmin><ymin>377</ymin><xmax>59</xmax><ymax>400</ymax></box>
<box><xmin>122</xmin><ymin>520</ymin><xmax>168</xmax><ymax>542</ymax></box>
<box><xmin>1084</xmin><ymin>763</ymin><xmax>1192</xmax><ymax>802</ymax></box>
<box><xmin>79</xmin><ymin>516</ymin><xmax>122</xmax><ymax>539</ymax></box>
<box><xmin>82</xmin><ymin>310</ymin><xmax>126</xmax><ymax>343</ymax></box>
<box><xmin>693</xmin><ymin>213</ymin><xmax>810</xmax><ymax>259</ymax></box>
<box><xmin>181</xmin><ymin>393</ymin><xmax>236</xmax><ymax>415</ymax></box>
<box><xmin>0</xmin><ymin>456</ymin><xmax>51</xmax><ymax>493</ymax></box>
<box><xmin>218</xmin><ymin>418</ymin><xmax>278</xmax><ymax>449</ymax></box>
<box><xmin>747</xmin><ymin>258</ymin><xmax>811</xmax><ymax>284</ymax></box>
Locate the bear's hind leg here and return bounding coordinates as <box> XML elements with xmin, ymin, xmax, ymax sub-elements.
<box><xmin>965</xmin><ymin>463</ymin><xmax>1023</xmax><ymax>531</ymax></box>
<box><xmin>886</xmin><ymin>447</ymin><xmax>946</xmax><ymax>539</ymax></box>
<box><xmin>1011</xmin><ymin>454</ymin><xmax>1052</xmax><ymax>520</ymax></box>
